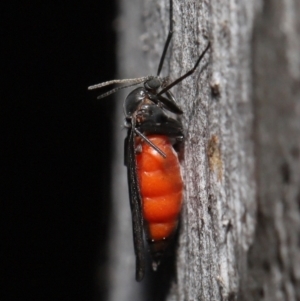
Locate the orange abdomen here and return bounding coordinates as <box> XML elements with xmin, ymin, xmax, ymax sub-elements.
<box><xmin>136</xmin><ymin>135</ymin><xmax>183</xmax><ymax>242</ymax></box>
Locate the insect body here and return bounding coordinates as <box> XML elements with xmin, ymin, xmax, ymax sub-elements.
<box><xmin>136</xmin><ymin>134</ymin><xmax>183</xmax><ymax>269</ymax></box>
<box><xmin>123</xmin><ymin>82</ymin><xmax>184</xmax><ymax>281</ymax></box>
<box><xmin>88</xmin><ymin>0</ymin><xmax>210</xmax><ymax>281</ymax></box>
<box><xmin>125</xmin><ymin>79</ymin><xmax>183</xmax><ymax>280</ymax></box>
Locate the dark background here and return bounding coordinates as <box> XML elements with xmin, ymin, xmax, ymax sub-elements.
<box><xmin>3</xmin><ymin>1</ymin><xmax>116</xmax><ymax>300</ymax></box>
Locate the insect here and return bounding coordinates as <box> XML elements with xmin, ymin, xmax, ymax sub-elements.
<box><xmin>88</xmin><ymin>0</ymin><xmax>210</xmax><ymax>281</ymax></box>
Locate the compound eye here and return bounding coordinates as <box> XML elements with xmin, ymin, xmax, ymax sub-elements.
<box><xmin>144</xmin><ymin>78</ymin><xmax>161</xmax><ymax>90</ymax></box>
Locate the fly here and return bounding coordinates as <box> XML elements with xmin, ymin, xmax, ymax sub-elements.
<box><xmin>88</xmin><ymin>0</ymin><xmax>210</xmax><ymax>281</ymax></box>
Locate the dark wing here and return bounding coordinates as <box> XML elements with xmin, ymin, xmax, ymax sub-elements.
<box><xmin>125</xmin><ymin>125</ymin><xmax>145</xmax><ymax>282</ymax></box>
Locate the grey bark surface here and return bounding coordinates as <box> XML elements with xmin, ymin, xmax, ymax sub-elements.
<box><xmin>243</xmin><ymin>0</ymin><xmax>300</xmax><ymax>300</ymax></box>
<box><xmin>107</xmin><ymin>0</ymin><xmax>300</xmax><ymax>300</ymax></box>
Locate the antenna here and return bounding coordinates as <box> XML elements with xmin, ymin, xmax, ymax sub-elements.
<box><xmin>88</xmin><ymin>76</ymin><xmax>152</xmax><ymax>100</ymax></box>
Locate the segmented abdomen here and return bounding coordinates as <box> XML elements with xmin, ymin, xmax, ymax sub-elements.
<box><xmin>136</xmin><ymin>135</ymin><xmax>183</xmax><ymax>245</ymax></box>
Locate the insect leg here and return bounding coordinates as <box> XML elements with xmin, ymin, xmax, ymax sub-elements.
<box><xmin>134</xmin><ymin>128</ymin><xmax>166</xmax><ymax>158</ymax></box>
<box><xmin>158</xmin><ymin>42</ymin><xmax>211</xmax><ymax>96</ymax></box>
<box><xmin>157</xmin><ymin>0</ymin><xmax>173</xmax><ymax>76</ymax></box>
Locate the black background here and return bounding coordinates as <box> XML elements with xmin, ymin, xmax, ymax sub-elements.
<box><xmin>3</xmin><ymin>1</ymin><xmax>116</xmax><ymax>300</ymax></box>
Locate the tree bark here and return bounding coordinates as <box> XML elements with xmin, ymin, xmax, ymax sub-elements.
<box><xmin>107</xmin><ymin>0</ymin><xmax>300</xmax><ymax>300</ymax></box>
<box><xmin>242</xmin><ymin>0</ymin><xmax>300</xmax><ymax>300</ymax></box>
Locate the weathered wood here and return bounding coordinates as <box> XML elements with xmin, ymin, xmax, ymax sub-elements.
<box><xmin>107</xmin><ymin>0</ymin><xmax>300</xmax><ymax>300</ymax></box>
<box><xmin>167</xmin><ymin>0</ymin><xmax>256</xmax><ymax>300</ymax></box>
<box><xmin>242</xmin><ymin>0</ymin><xmax>300</xmax><ymax>300</ymax></box>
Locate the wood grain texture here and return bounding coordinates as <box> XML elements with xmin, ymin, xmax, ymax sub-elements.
<box><xmin>107</xmin><ymin>0</ymin><xmax>300</xmax><ymax>300</ymax></box>
<box><xmin>166</xmin><ymin>1</ymin><xmax>256</xmax><ymax>300</ymax></box>
<box><xmin>243</xmin><ymin>0</ymin><xmax>300</xmax><ymax>300</ymax></box>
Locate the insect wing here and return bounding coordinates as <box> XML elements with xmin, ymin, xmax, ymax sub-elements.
<box><xmin>126</xmin><ymin>126</ymin><xmax>146</xmax><ymax>281</ymax></box>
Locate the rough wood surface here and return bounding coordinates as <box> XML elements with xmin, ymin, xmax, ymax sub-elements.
<box><xmin>242</xmin><ymin>0</ymin><xmax>300</xmax><ymax>300</ymax></box>
<box><xmin>107</xmin><ymin>0</ymin><xmax>300</xmax><ymax>300</ymax></box>
<box><xmin>167</xmin><ymin>1</ymin><xmax>256</xmax><ymax>300</ymax></box>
